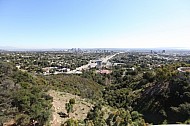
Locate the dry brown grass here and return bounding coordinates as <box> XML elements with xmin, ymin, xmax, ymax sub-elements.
<box><xmin>48</xmin><ymin>90</ymin><xmax>93</xmax><ymax>126</ymax></box>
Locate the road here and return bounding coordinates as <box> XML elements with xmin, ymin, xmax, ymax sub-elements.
<box><xmin>66</xmin><ymin>52</ymin><xmax>120</xmax><ymax>74</ymax></box>
<box><xmin>100</xmin><ymin>52</ymin><xmax>120</xmax><ymax>63</ymax></box>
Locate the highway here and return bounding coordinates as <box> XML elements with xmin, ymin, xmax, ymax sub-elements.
<box><xmin>66</xmin><ymin>52</ymin><xmax>120</xmax><ymax>74</ymax></box>
<box><xmin>100</xmin><ymin>52</ymin><xmax>120</xmax><ymax>63</ymax></box>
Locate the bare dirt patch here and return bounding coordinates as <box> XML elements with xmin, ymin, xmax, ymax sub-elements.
<box><xmin>49</xmin><ymin>90</ymin><xmax>93</xmax><ymax>126</ymax></box>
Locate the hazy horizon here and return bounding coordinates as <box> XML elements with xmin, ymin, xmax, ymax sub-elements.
<box><xmin>1</xmin><ymin>46</ymin><xmax>190</xmax><ymax>51</ymax></box>
<box><xmin>0</xmin><ymin>0</ymin><xmax>190</xmax><ymax>49</ymax></box>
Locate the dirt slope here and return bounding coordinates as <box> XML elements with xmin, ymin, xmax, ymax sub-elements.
<box><xmin>49</xmin><ymin>90</ymin><xmax>93</xmax><ymax>126</ymax></box>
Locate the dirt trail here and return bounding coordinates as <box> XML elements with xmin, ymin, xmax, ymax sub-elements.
<box><xmin>49</xmin><ymin>90</ymin><xmax>93</xmax><ymax>126</ymax></box>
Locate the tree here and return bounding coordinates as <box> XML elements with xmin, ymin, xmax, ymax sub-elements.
<box><xmin>65</xmin><ymin>103</ymin><xmax>73</xmax><ymax>117</ymax></box>
<box><xmin>171</xmin><ymin>102</ymin><xmax>190</xmax><ymax>123</ymax></box>
<box><xmin>85</xmin><ymin>103</ymin><xmax>107</xmax><ymax>126</ymax></box>
<box><xmin>143</xmin><ymin>71</ymin><xmax>155</xmax><ymax>82</ymax></box>
<box><xmin>69</xmin><ymin>98</ymin><xmax>75</xmax><ymax>105</ymax></box>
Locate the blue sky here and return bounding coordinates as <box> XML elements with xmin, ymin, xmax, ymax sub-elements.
<box><xmin>0</xmin><ymin>0</ymin><xmax>190</xmax><ymax>49</ymax></box>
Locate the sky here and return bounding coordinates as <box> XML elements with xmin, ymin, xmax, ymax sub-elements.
<box><xmin>0</xmin><ymin>0</ymin><xmax>190</xmax><ymax>49</ymax></box>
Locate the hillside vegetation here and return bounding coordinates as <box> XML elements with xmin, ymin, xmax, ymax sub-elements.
<box><xmin>1</xmin><ymin>61</ymin><xmax>190</xmax><ymax>125</ymax></box>
<box><xmin>0</xmin><ymin>62</ymin><xmax>52</xmax><ymax>125</ymax></box>
<box><xmin>44</xmin><ymin>74</ymin><xmax>103</xmax><ymax>99</ymax></box>
<box><xmin>103</xmin><ymin>64</ymin><xmax>190</xmax><ymax>124</ymax></box>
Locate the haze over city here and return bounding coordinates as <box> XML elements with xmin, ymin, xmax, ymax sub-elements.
<box><xmin>0</xmin><ymin>0</ymin><xmax>190</xmax><ymax>49</ymax></box>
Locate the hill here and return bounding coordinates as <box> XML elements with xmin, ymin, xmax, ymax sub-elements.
<box><xmin>49</xmin><ymin>90</ymin><xmax>93</xmax><ymax>126</ymax></box>
<box><xmin>1</xmin><ymin>61</ymin><xmax>189</xmax><ymax>125</ymax></box>
<box><xmin>44</xmin><ymin>74</ymin><xmax>103</xmax><ymax>99</ymax></box>
<box><xmin>0</xmin><ymin>62</ymin><xmax>104</xmax><ymax>125</ymax></box>
<box><xmin>103</xmin><ymin>64</ymin><xmax>190</xmax><ymax>124</ymax></box>
<box><xmin>133</xmin><ymin>67</ymin><xmax>190</xmax><ymax>124</ymax></box>
<box><xmin>0</xmin><ymin>62</ymin><xmax>52</xmax><ymax>125</ymax></box>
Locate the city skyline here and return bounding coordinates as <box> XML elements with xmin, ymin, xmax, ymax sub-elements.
<box><xmin>0</xmin><ymin>0</ymin><xmax>190</xmax><ymax>49</ymax></box>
